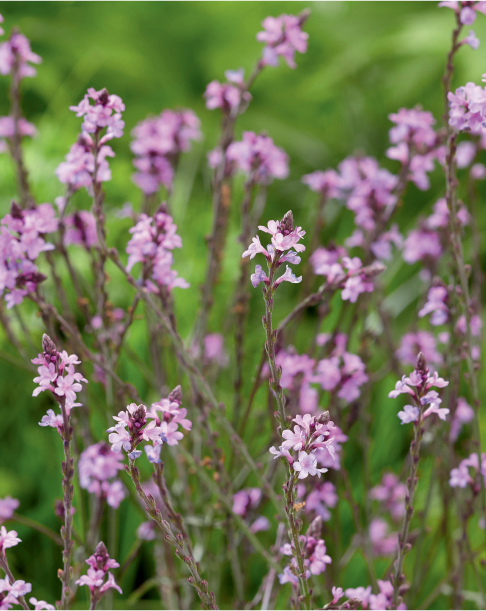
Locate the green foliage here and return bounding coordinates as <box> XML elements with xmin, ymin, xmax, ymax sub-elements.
<box><xmin>0</xmin><ymin>2</ymin><xmax>485</xmax><ymax>609</ymax></box>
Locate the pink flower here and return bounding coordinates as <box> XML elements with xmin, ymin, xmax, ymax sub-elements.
<box><xmin>242</xmin><ymin>236</ymin><xmax>270</xmax><ymax>260</ymax></box>
<box><xmin>75</xmin><ymin>568</ymin><xmax>104</xmax><ymax>591</ymax></box>
<box><xmin>0</xmin><ymin>497</ymin><xmax>19</xmax><ymax>523</ymax></box>
<box><xmin>107</xmin><ymin>425</ymin><xmax>131</xmax><ymax>454</ymax></box>
<box><xmin>100</xmin><ymin>572</ymin><xmax>122</xmax><ymax>594</ymax></box>
<box><xmin>159</xmin><ymin>421</ymin><xmax>183</xmax><ymax>446</ymax></box>
<box><xmin>282</xmin><ymin>425</ymin><xmax>306</xmax><ymax>451</ymax></box>
<box><xmin>0</xmin><ymin>525</ymin><xmax>20</xmax><ymax>549</ymax></box>
<box><xmin>449</xmin><ymin>465</ymin><xmax>470</xmax><ymax>488</ymax></box>
<box><xmin>251</xmin><ymin>264</ymin><xmax>269</xmax><ymax>288</ymax></box>
<box><xmin>397</xmin><ymin>405</ymin><xmax>419</xmax><ymax>424</ymax></box>
<box><xmin>226</xmin><ymin>132</ymin><xmax>289</xmax><ymax>183</ymax></box>
<box><xmin>29</xmin><ymin>598</ymin><xmax>55</xmax><ymax>611</ymax></box>
<box><xmin>257</xmin><ymin>13</ymin><xmax>309</xmax><ymax>69</ymax></box>
<box><xmin>293</xmin><ymin>451</ymin><xmax>328</xmax><ymax>479</ymax></box>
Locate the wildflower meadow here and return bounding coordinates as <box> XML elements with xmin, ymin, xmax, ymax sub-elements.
<box><xmin>0</xmin><ymin>2</ymin><xmax>485</xmax><ymax>610</ymax></box>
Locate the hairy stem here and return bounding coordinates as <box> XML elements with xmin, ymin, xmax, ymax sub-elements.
<box><xmin>127</xmin><ymin>458</ymin><xmax>218</xmax><ymax>610</ymax></box>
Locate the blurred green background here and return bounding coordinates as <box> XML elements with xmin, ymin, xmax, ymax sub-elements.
<box><xmin>0</xmin><ymin>2</ymin><xmax>485</xmax><ymax>609</ymax></box>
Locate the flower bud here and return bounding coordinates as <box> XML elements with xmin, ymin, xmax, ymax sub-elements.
<box><xmin>169</xmin><ymin>385</ymin><xmax>182</xmax><ymax>404</ymax></box>
<box><xmin>306</xmin><ymin>515</ymin><xmax>323</xmax><ymax>539</ymax></box>
<box><xmin>280</xmin><ymin>210</ymin><xmax>294</xmax><ymax>235</ymax></box>
<box><xmin>42</xmin><ymin>334</ymin><xmax>58</xmax><ymax>358</ymax></box>
<box><xmin>415</xmin><ymin>351</ymin><xmax>427</xmax><ymax>375</ymax></box>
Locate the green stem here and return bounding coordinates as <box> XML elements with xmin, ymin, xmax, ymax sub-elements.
<box><xmin>127</xmin><ymin>458</ymin><xmax>218</xmax><ymax>610</ymax></box>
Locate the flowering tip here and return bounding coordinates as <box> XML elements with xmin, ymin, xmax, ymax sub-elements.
<box><xmin>94</xmin><ymin>541</ymin><xmax>108</xmax><ymax>556</ymax></box>
<box><xmin>362</xmin><ymin>261</ymin><xmax>386</xmax><ymax>277</ymax></box>
<box><xmin>42</xmin><ymin>334</ymin><xmax>57</xmax><ymax>357</ymax></box>
<box><xmin>415</xmin><ymin>351</ymin><xmax>427</xmax><ymax>374</ymax></box>
<box><xmin>316</xmin><ymin>411</ymin><xmax>330</xmax><ymax>425</ymax></box>
<box><xmin>168</xmin><ymin>385</ymin><xmax>182</xmax><ymax>403</ymax></box>
<box><xmin>306</xmin><ymin>515</ymin><xmax>323</xmax><ymax>538</ymax></box>
<box><xmin>280</xmin><ymin>210</ymin><xmax>294</xmax><ymax>234</ymax></box>
<box><xmin>10</xmin><ymin>201</ymin><xmax>22</xmax><ymax>219</ymax></box>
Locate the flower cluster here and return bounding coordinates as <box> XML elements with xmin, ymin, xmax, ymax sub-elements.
<box><xmin>369</xmin><ymin>472</ymin><xmax>407</xmax><ymax>522</ymax></box>
<box><xmin>396</xmin><ymin>331</ymin><xmax>442</xmax><ymax>367</ymax></box>
<box><xmin>257</xmin><ymin>13</ymin><xmax>309</xmax><ymax>68</ymax></box>
<box><xmin>0</xmin><ymin>116</ymin><xmax>36</xmax><ymax>155</ymax></box>
<box><xmin>336</xmin><ymin>156</ymin><xmax>398</xmax><ymax>231</ymax></box>
<box><xmin>402</xmin><ymin>197</ymin><xmax>469</xmax><ymax>266</ymax></box>
<box><xmin>0</xmin><ymin>27</ymin><xmax>41</xmax><ymax>78</ymax></box>
<box><xmin>367</xmin><ymin>473</ymin><xmax>406</xmax><ymax>557</ymax></box>
<box><xmin>388</xmin><ymin>355</ymin><xmax>449</xmax><ymax>425</ymax></box>
<box><xmin>450</xmin><ymin>397</ymin><xmax>475</xmax><ymax>442</ymax></box>
<box><xmin>0</xmin><ymin>497</ymin><xmax>19</xmax><ymax>525</ymax></box>
<box><xmin>275</xmin><ymin>337</ymin><xmax>368</xmax><ymax>414</ymax></box>
<box><xmin>279</xmin><ymin>518</ymin><xmax>331</xmax><ymax>585</ymax></box>
<box><xmin>449</xmin><ymin>452</ymin><xmax>486</xmax><ymax>488</ymax></box>
<box><xmin>225</xmin><ymin>131</ymin><xmax>289</xmax><ymax>183</ymax></box>
<box><xmin>107</xmin><ymin>387</ymin><xmax>191</xmax><ymax>463</ymax></box>
<box><xmin>418</xmin><ymin>285</ymin><xmax>449</xmax><ymax>325</ymax></box>
<box><xmin>297</xmin><ymin>481</ymin><xmax>337</xmax><ymax>522</ymax></box>
<box><xmin>344</xmin><ymin>580</ymin><xmax>406</xmax><ymax>610</ymax></box>
<box><xmin>78</xmin><ymin>442</ymin><xmax>126</xmax><ymax>509</ymax></box>
<box><xmin>33</xmin><ymin>335</ymin><xmax>88</xmax><ymax>425</ymax></box>
<box><xmin>439</xmin><ymin>1</ymin><xmax>486</xmax><ymax>25</ymax></box>
<box><xmin>75</xmin><ymin>541</ymin><xmax>121</xmax><ymax>604</ymax></box>
<box><xmin>242</xmin><ymin>211</ymin><xmax>305</xmax><ymax>289</ymax></box>
<box><xmin>232</xmin><ymin>488</ymin><xmax>270</xmax><ymax>534</ymax></box>
<box><xmin>62</xmin><ymin>211</ymin><xmax>98</xmax><ymax>249</ymax></box>
<box><xmin>386</xmin><ymin>107</ymin><xmax>444</xmax><ymax>191</ymax></box>
<box><xmin>269</xmin><ymin>412</ymin><xmax>334</xmax><ymax>480</ymax></box>
<box><xmin>309</xmin><ymin>246</ymin><xmax>380</xmax><ymax>302</ymax></box>
<box><xmin>0</xmin><ymin>202</ymin><xmax>57</xmax><ymax>308</ymax></box>
<box><xmin>56</xmin><ymin>87</ymin><xmax>124</xmax><ymax>190</ymax></box>
<box><xmin>126</xmin><ymin>205</ymin><xmax>188</xmax><ymax>294</ymax></box>
<box><xmin>448</xmin><ymin>77</ymin><xmax>486</xmax><ymax>134</ymax></box>
<box><xmin>0</xmin><ymin>576</ymin><xmax>32</xmax><ymax>610</ymax></box>
<box><xmin>204</xmin><ymin>68</ymin><xmax>251</xmax><ymax>114</ymax></box>
<box><xmin>131</xmin><ymin>108</ymin><xmax>201</xmax><ymax>194</ymax></box>
<box><xmin>301</xmin><ymin>169</ymin><xmax>341</xmax><ymax>200</ymax></box>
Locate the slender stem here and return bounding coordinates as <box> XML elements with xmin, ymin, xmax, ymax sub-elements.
<box><xmin>0</xmin><ymin>552</ymin><xmax>29</xmax><ymax>610</ymax></box>
<box><xmin>126</xmin><ymin>458</ymin><xmax>218</xmax><ymax>610</ymax></box>
<box><xmin>8</xmin><ymin>41</ymin><xmax>33</xmax><ymax>209</ymax></box>
<box><xmin>261</xmin><ymin>255</ymin><xmax>311</xmax><ymax>609</ymax></box>
<box><xmin>192</xmin><ymin>60</ymin><xmax>265</xmax><ymax>351</ymax></box>
<box><xmin>392</xmin><ymin>407</ymin><xmax>424</xmax><ymax>608</ymax></box>
<box><xmin>153</xmin><ymin>463</ymin><xmax>194</xmax><ymax>557</ymax></box>
<box><xmin>59</xmin><ymin>395</ymin><xmax>75</xmax><ymax>610</ymax></box>
<box><xmin>179</xmin><ymin>446</ymin><xmax>280</xmax><ymax>570</ymax></box>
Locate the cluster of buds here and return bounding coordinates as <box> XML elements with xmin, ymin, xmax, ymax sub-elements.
<box><xmin>269</xmin><ymin>412</ymin><xmax>335</xmax><ymax>480</ymax></box>
<box><xmin>107</xmin><ymin>387</ymin><xmax>191</xmax><ymax>463</ymax></box>
<box><xmin>75</xmin><ymin>541</ymin><xmax>121</xmax><ymax>607</ymax></box>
